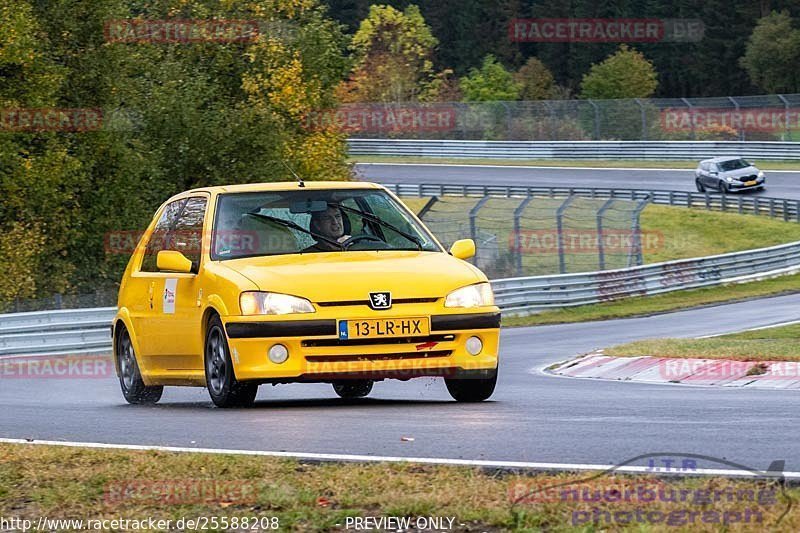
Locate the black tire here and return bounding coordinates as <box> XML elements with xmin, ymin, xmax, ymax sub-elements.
<box><xmin>117</xmin><ymin>326</ymin><xmax>163</xmax><ymax>405</ymax></box>
<box><xmin>204</xmin><ymin>315</ymin><xmax>258</xmax><ymax>408</ymax></box>
<box><xmin>718</xmin><ymin>181</ymin><xmax>729</xmax><ymax>194</ymax></box>
<box><xmin>695</xmin><ymin>179</ymin><xmax>705</xmax><ymax>193</ymax></box>
<box><xmin>445</xmin><ymin>371</ymin><xmax>497</xmax><ymax>402</ymax></box>
<box><xmin>332</xmin><ymin>380</ymin><xmax>373</xmax><ymax>399</ymax></box>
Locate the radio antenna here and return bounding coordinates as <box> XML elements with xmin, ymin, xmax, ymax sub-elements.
<box><xmin>281</xmin><ymin>160</ymin><xmax>305</xmax><ymax>188</ymax></box>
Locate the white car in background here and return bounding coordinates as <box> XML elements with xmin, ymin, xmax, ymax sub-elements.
<box><xmin>695</xmin><ymin>157</ymin><xmax>766</xmax><ymax>193</ymax></box>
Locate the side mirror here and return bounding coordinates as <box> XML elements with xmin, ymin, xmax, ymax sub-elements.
<box><xmin>449</xmin><ymin>239</ymin><xmax>475</xmax><ymax>260</ymax></box>
<box><xmin>157</xmin><ymin>250</ymin><xmax>194</xmax><ymax>273</ymax></box>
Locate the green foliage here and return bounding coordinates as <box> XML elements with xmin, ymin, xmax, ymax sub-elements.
<box><xmin>0</xmin><ymin>0</ymin><xmax>351</xmax><ymax>304</ymax></box>
<box><xmin>459</xmin><ymin>55</ymin><xmax>521</xmax><ymax>102</ymax></box>
<box><xmin>740</xmin><ymin>11</ymin><xmax>800</xmax><ymax>93</ymax></box>
<box><xmin>514</xmin><ymin>57</ymin><xmax>555</xmax><ymax>100</ymax></box>
<box><xmin>580</xmin><ymin>45</ymin><xmax>658</xmax><ymax>100</ymax></box>
<box><xmin>339</xmin><ymin>4</ymin><xmax>438</xmax><ymax>102</ymax></box>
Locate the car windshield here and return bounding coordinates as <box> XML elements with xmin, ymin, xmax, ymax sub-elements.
<box><xmin>211</xmin><ymin>189</ymin><xmax>441</xmax><ymax>259</ymax></box>
<box><xmin>717</xmin><ymin>158</ymin><xmax>750</xmax><ymax>171</ymax></box>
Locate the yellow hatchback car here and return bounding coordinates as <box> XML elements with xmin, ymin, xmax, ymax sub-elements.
<box><xmin>112</xmin><ymin>181</ymin><xmax>500</xmax><ymax>407</ymax></box>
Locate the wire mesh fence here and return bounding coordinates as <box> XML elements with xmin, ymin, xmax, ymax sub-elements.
<box><xmin>418</xmin><ymin>195</ymin><xmax>649</xmax><ymax>278</ymax></box>
<box><xmin>337</xmin><ymin>94</ymin><xmax>800</xmax><ymax>142</ymax></box>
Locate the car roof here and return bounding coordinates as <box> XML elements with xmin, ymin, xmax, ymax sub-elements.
<box><xmin>175</xmin><ymin>181</ymin><xmax>384</xmax><ymax>198</ymax></box>
<box><xmin>700</xmin><ymin>156</ymin><xmax>746</xmax><ymax>163</ymax></box>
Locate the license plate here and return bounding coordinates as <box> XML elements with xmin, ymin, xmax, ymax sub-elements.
<box><xmin>744</xmin><ymin>180</ymin><xmax>757</xmax><ymax>186</ymax></box>
<box><xmin>338</xmin><ymin>317</ymin><xmax>429</xmax><ymax>339</ymax></box>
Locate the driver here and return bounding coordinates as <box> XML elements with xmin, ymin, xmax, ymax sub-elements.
<box><xmin>303</xmin><ymin>205</ymin><xmax>351</xmax><ymax>252</ymax></box>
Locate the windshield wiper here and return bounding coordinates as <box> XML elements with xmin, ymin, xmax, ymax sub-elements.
<box><xmin>336</xmin><ymin>204</ymin><xmax>423</xmax><ymax>250</ymax></box>
<box><xmin>244</xmin><ymin>212</ymin><xmax>345</xmax><ymax>251</ymax></box>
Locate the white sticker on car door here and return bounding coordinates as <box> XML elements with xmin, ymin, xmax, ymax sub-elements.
<box><xmin>163</xmin><ymin>278</ymin><xmax>178</xmax><ymax>314</ymax></box>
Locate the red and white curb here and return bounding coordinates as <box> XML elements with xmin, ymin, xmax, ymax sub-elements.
<box><xmin>548</xmin><ymin>352</ymin><xmax>800</xmax><ymax>389</ymax></box>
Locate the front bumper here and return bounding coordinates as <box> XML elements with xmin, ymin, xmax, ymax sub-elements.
<box><xmin>728</xmin><ymin>177</ymin><xmax>765</xmax><ymax>190</ymax></box>
<box><xmin>223</xmin><ymin>311</ymin><xmax>500</xmax><ymax>382</ymax></box>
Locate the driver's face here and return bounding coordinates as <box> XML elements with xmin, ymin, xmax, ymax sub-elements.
<box><xmin>315</xmin><ymin>207</ymin><xmax>344</xmax><ymax>239</ymax></box>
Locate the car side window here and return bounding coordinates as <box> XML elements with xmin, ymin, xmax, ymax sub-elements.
<box><xmin>172</xmin><ymin>197</ymin><xmax>209</xmax><ymax>268</ymax></box>
<box><xmin>140</xmin><ymin>199</ymin><xmax>186</xmax><ymax>272</ymax></box>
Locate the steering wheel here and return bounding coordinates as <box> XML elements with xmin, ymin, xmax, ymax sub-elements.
<box><xmin>342</xmin><ymin>234</ymin><xmax>385</xmax><ymax>249</ymax></box>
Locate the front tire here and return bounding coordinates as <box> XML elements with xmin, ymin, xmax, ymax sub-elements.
<box><xmin>332</xmin><ymin>380</ymin><xmax>373</xmax><ymax>399</ymax></box>
<box><xmin>718</xmin><ymin>181</ymin><xmax>729</xmax><ymax>194</ymax></box>
<box><xmin>117</xmin><ymin>327</ymin><xmax>163</xmax><ymax>405</ymax></box>
<box><xmin>695</xmin><ymin>179</ymin><xmax>705</xmax><ymax>193</ymax></box>
<box><xmin>205</xmin><ymin>316</ymin><xmax>258</xmax><ymax>408</ymax></box>
<box><xmin>445</xmin><ymin>371</ymin><xmax>497</xmax><ymax>402</ymax></box>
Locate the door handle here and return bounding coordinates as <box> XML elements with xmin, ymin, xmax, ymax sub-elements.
<box><xmin>148</xmin><ymin>281</ymin><xmax>155</xmax><ymax>309</ymax></box>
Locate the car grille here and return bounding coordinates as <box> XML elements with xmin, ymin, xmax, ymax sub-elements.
<box><xmin>304</xmin><ymin>350</ymin><xmax>452</xmax><ymax>363</ymax></box>
<box><xmin>740</xmin><ymin>175</ymin><xmax>758</xmax><ymax>182</ymax></box>
<box><xmin>315</xmin><ymin>297</ymin><xmax>439</xmax><ymax>307</ymax></box>
<box><xmin>301</xmin><ymin>334</ymin><xmax>454</xmax><ymax>348</ymax></box>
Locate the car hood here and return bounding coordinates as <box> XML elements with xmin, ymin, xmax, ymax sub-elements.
<box><xmin>722</xmin><ymin>166</ymin><xmax>759</xmax><ymax>179</ymax></box>
<box><xmin>221</xmin><ymin>251</ymin><xmax>485</xmax><ymax>302</ymax></box>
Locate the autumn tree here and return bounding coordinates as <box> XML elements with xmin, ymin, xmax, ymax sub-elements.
<box><xmin>459</xmin><ymin>55</ymin><xmax>521</xmax><ymax>101</ymax></box>
<box><xmin>514</xmin><ymin>57</ymin><xmax>556</xmax><ymax>100</ymax></box>
<box><xmin>740</xmin><ymin>11</ymin><xmax>800</xmax><ymax>93</ymax></box>
<box><xmin>580</xmin><ymin>45</ymin><xmax>658</xmax><ymax>100</ymax></box>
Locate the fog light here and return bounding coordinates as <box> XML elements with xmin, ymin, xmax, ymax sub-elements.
<box><xmin>466</xmin><ymin>336</ymin><xmax>482</xmax><ymax>356</ymax></box>
<box><xmin>268</xmin><ymin>344</ymin><xmax>289</xmax><ymax>364</ymax></box>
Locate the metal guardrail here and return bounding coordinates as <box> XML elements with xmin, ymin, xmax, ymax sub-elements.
<box><xmin>492</xmin><ymin>240</ymin><xmax>800</xmax><ymax>315</ymax></box>
<box><xmin>385</xmin><ymin>183</ymin><xmax>800</xmax><ymax>222</ymax></box>
<box><xmin>348</xmin><ymin>139</ymin><xmax>800</xmax><ymax>160</ymax></box>
<box><xmin>0</xmin><ymin>308</ymin><xmax>115</xmax><ymax>356</ymax></box>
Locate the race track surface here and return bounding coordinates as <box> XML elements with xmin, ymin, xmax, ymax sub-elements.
<box><xmin>3</xmin><ymin>293</ymin><xmax>800</xmax><ymax>470</ymax></box>
<box><xmin>355</xmin><ymin>163</ymin><xmax>800</xmax><ymax>200</ymax></box>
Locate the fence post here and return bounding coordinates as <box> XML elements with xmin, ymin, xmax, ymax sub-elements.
<box><xmin>469</xmin><ymin>196</ymin><xmax>491</xmax><ymax>266</ymax></box>
<box><xmin>784</xmin><ymin>200</ymin><xmax>790</xmax><ymax>222</ymax></box>
<box><xmin>500</xmin><ymin>101</ymin><xmax>512</xmax><ymax>140</ymax></box>
<box><xmin>54</xmin><ymin>293</ymin><xmax>62</xmax><ymax>310</ymax></box>
<box><xmin>556</xmin><ymin>196</ymin><xmax>576</xmax><ymax>274</ymax></box>
<box><xmin>417</xmin><ymin>196</ymin><xmax>439</xmax><ymax>219</ymax></box>
<box><xmin>681</xmin><ymin>98</ymin><xmax>695</xmax><ymax>140</ymax></box>
<box><xmin>635</xmin><ymin>98</ymin><xmax>647</xmax><ymax>140</ymax></box>
<box><xmin>596</xmin><ymin>198</ymin><xmax>616</xmax><ymax>271</ymax></box>
<box><xmin>513</xmin><ymin>196</ymin><xmax>534</xmax><ymax>276</ymax></box>
<box><xmin>778</xmin><ymin>94</ymin><xmax>790</xmax><ymax>141</ymax></box>
<box><xmin>728</xmin><ymin>96</ymin><xmax>743</xmax><ymax>141</ymax></box>
<box><xmin>587</xmin><ymin>99</ymin><xmax>600</xmax><ymax>140</ymax></box>
<box><xmin>629</xmin><ymin>195</ymin><xmax>652</xmax><ymax>267</ymax></box>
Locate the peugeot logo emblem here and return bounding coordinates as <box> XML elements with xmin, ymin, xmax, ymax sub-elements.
<box><xmin>369</xmin><ymin>292</ymin><xmax>392</xmax><ymax>310</ymax></box>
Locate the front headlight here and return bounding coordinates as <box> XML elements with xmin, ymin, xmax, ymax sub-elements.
<box><xmin>240</xmin><ymin>291</ymin><xmax>315</xmax><ymax>315</ymax></box>
<box><xmin>444</xmin><ymin>283</ymin><xmax>494</xmax><ymax>308</ymax></box>
<box><xmin>725</xmin><ymin>177</ymin><xmax>734</xmax><ymax>183</ymax></box>
<box><xmin>758</xmin><ymin>171</ymin><xmax>765</xmax><ymax>179</ymax></box>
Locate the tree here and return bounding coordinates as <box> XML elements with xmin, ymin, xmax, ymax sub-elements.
<box><xmin>514</xmin><ymin>57</ymin><xmax>555</xmax><ymax>100</ymax></box>
<box><xmin>339</xmin><ymin>4</ymin><xmax>438</xmax><ymax>102</ymax></box>
<box><xmin>580</xmin><ymin>45</ymin><xmax>658</xmax><ymax>100</ymax></box>
<box><xmin>459</xmin><ymin>55</ymin><xmax>521</xmax><ymax>101</ymax></box>
<box><xmin>740</xmin><ymin>11</ymin><xmax>800</xmax><ymax>93</ymax></box>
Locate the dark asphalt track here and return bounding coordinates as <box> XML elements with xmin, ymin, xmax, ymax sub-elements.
<box><xmin>354</xmin><ymin>163</ymin><xmax>800</xmax><ymax>200</ymax></box>
<box><xmin>2</xmin><ymin>293</ymin><xmax>800</xmax><ymax>470</ymax></box>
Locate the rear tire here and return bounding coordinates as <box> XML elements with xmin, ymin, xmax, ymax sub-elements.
<box><xmin>445</xmin><ymin>371</ymin><xmax>497</xmax><ymax>402</ymax></box>
<box><xmin>695</xmin><ymin>179</ymin><xmax>705</xmax><ymax>193</ymax></box>
<box><xmin>332</xmin><ymin>380</ymin><xmax>373</xmax><ymax>399</ymax></box>
<box><xmin>117</xmin><ymin>327</ymin><xmax>163</xmax><ymax>405</ymax></box>
<box><xmin>204</xmin><ymin>315</ymin><xmax>258</xmax><ymax>408</ymax></box>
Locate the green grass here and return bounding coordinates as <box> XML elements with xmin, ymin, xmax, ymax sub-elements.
<box><xmin>354</xmin><ymin>155</ymin><xmax>800</xmax><ymax>171</ymax></box>
<box><xmin>502</xmin><ymin>272</ymin><xmax>800</xmax><ymax>327</ymax></box>
<box><xmin>606</xmin><ymin>323</ymin><xmax>800</xmax><ymax>361</ymax></box>
<box><xmin>1</xmin><ymin>443</ymin><xmax>796</xmax><ymax>532</ymax></box>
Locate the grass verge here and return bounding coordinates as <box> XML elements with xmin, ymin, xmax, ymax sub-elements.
<box><xmin>605</xmin><ymin>323</ymin><xmax>800</xmax><ymax>362</ymax></box>
<box><xmin>0</xmin><ymin>443</ymin><xmax>796</xmax><ymax>531</ymax></box>
<box><xmin>353</xmin><ymin>156</ymin><xmax>800</xmax><ymax>171</ymax></box>
<box><xmin>502</xmin><ymin>272</ymin><xmax>800</xmax><ymax>328</ymax></box>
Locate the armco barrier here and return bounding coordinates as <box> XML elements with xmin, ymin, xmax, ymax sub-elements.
<box><xmin>3</xmin><ymin>239</ymin><xmax>800</xmax><ymax>354</ymax></box>
<box><xmin>348</xmin><ymin>139</ymin><xmax>800</xmax><ymax>160</ymax></box>
<box><xmin>384</xmin><ymin>183</ymin><xmax>800</xmax><ymax>222</ymax></box>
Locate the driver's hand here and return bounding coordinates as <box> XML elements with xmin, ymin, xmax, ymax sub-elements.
<box><xmin>337</xmin><ymin>235</ymin><xmax>351</xmax><ymax>243</ymax></box>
